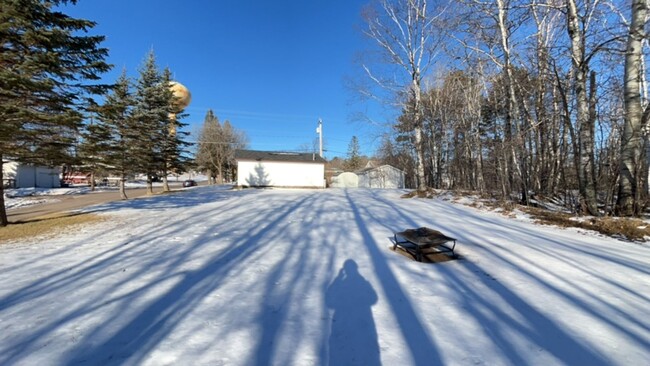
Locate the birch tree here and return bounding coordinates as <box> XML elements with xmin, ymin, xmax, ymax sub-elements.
<box><xmin>617</xmin><ymin>0</ymin><xmax>649</xmax><ymax>216</ymax></box>
<box><xmin>362</xmin><ymin>0</ymin><xmax>447</xmax><ymax>192</ymax></box>
<box><xmin>565</xmin><ymin>0</ymin><xmax>600</xmax><ymax>215</ymax></box>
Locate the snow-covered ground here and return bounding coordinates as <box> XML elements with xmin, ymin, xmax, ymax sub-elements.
<box><xmin>4</xmin><ymin>174</ymin><xmax>208</xmax><ymax>210</ymax></box>
<box><xmin>0</xmin><ymin>187</ymin><xmax>648</xmax><ymax>365</ymax></box>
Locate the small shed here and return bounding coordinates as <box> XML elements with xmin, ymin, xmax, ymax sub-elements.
<box><xmin>235</xmin><ymin>150</ymin><xmax>326</xmax><ymax>188</ymax></box>
<box><xmin>330</xmin><ymin>172</ymin><xmax>359</xmax><ymax>188</ymax></box>
<box><xmin>2</xmin><ymin>161</ymin><xmax>61</xmax><ymax>188</ymax></box>
<box><xmin>357</xmin><ymin>165</ymin><xmax>405</xmax><ymax>189</ymax></box>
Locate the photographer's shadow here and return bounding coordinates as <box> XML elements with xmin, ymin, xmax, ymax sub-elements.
<box><xmin>325</xmin><ymin>259</ymin><xmax>380</xmax><ymax>365</ymax></box>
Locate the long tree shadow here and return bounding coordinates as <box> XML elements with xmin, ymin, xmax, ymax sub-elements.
<box><xmin>325</xmin><ymin>259</ymin><xmax>380</xmax><ymax>366</ymax></box>
<box><xmin>245</xmin><ymin>190</ymin><xmax>363</xmax><ymax>366</ymax></box>
<box><xmin>0</xmin><ymin>187</ymin><xmax>256</xmax><ymax>312</ymax></box>
<box><xmin>0</xmin><ymin>189</ymin><xmax>315</xmax><ymax>365</ymax></box>
<box><xmin>245</xmin><ymin>192</ymin><xmax>323</xmax><ymax>366</ymax></box>
<box><xmin>0</xmin><ymin>194</ymin><xmax>255</xmax><ymax>365</ymax></box>
<box><xmin>345</xmin><ymin>190</ymin><xmax>444</xmax><ymax>366</ymax></box>
<box><xmin>60</xmin><ymin>192</ymin><xmax>318</xmax><ymax>365</ymax></box>
<box><xmin>350</xmin><ymin>189</ymin><xmax>632</xmax><ymax>364</ymax></box>
<box><xmin>443</xmin><ymin>259</ymin><xmax>611</xmax><ymax>365</ymax></box>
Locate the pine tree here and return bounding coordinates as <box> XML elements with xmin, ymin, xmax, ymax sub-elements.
<box><xmin>159</xmin><ymin>67</ymin><xmax>192</xmax><ymax>192</ymax></box>
<box><xmin>78</xmin><ymin>102</ymin><xmax>112</xmax><ymax>192</ymax></box>
<box><xmin>0</xmin><ymin>0</ymin><xmax>110</xmax><ymax>226</ymax></box>
<box><xmin>132</xmin><ymin>51</ymin><xmax>169</xmax><ymax>195</ymax></box>
<box><xmin>96</xmin><ymin>71</ymin><xmax>136</xmax><ymax>199</ymax></box>
<box><xmin>344</xmin><ymin>136</ymin><xmax>362</xmax><ymax>171</ymax></box>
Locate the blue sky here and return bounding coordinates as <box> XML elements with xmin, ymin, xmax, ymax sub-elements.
<box><xmin>62</xmin><ymin>0</ymin><xmax>389</xmax><ymax>159</ymax></box>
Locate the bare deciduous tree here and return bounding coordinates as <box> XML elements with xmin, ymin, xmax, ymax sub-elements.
<box><xmin>617</xmin><ymin>0</ymin><xmax>649</xmax><ymax>216</ymax></box>
<box><xmin>196</xmin><ymin>110</ymin><xmax>248</xmax><ymax>184</ymax></box>
<box><xmin>362</xmin><ymin>0</ymin><xmax>448</xmax><ymax>192</ymax></box>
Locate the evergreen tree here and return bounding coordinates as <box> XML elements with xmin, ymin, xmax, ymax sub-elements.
<box><xmin>78</xmin><ymin>101</ymin><xmax>111</xmax><ymax>191</ymax></box>
<box><xmin>0</xmin><ymin>0</ymin><xmax>110</xmax><ymax>226</ymax></box>
<box><xmin>159</xmin><ymin>67</ymin><xmax>192</xmax><ymax>192</ymax></box>
<box><xmin>131</xmin><ymin>51</ymin><xmax>169</xmax><ymax>195</ymax></box>
<box><xmin>344</xmin><ymin>136</ymin><xmax>362</xmax><ymax>171</ymax></box>
<box><xmin>96</xmin><ymin>71</ymin><xmax>136</xmax><ymax>199</ymax></box>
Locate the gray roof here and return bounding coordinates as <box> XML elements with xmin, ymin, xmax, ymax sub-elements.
<box><xmin>235</xmin><ymin>149</ymin><xmax>326</xmax><ymax>164</ymax></box>
<box><xmin>356</xmin><ymin>164</ymin><xmax>404</xmax><ymax>174</ymax></box>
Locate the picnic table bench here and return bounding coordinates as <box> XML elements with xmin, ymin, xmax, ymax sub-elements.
<box><xmin>392</xmin><ymin>227</ymin><xmax>457</xmax><ymax>262</ymax></box>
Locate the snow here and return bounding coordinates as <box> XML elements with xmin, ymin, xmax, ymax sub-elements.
<box><xmin>0</xmin><ymin>187</ymin><xmax>648</xmax><ymax>365</ymax></box>
<box><xmin>3</xmin><ymin>174</ymin><xmax>209</xmax><ymax>210</ymax></box>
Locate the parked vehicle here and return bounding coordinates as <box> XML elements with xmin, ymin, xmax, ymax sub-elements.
<box><xmin>183</xmin><ymin>179</ymin><xmax>197</xmax><ymax>187</ymax></box>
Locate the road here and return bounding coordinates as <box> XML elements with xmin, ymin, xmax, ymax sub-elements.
<box><xmin>7</xmin><ymin>186</ymin><xmax>176</xmax><ymax>223</ymax></box>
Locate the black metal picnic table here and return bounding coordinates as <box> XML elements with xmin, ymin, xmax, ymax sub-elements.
<box><xmin>392</xmin><ymin>227</ymin><xmax>457</xmax><ymax>262</ymax></box>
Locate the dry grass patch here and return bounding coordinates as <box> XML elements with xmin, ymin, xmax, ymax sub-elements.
<box><xmin>400</xmin><ymin>188</ymin><xmax>441</xmax><ymax>199</ymax></box>
<box><xmin>401</xmin><ymin>188</ymin><xmax>650</xmax><ymax>241</ymax></box>
<box><xmin>0</xmin><ymin>213</ymin><xmax>105</xmax><ymax>243</ymax></box>
<box><xmin>523</xmin><ymin>207</ymin><xmax>650</xmax><ymax>241</ymax></box>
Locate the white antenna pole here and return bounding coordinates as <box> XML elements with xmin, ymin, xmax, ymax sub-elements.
<box><xmin>317</xmin><ymin>118</ymin><xmax>323</xmax><ymax>157</ymax></box>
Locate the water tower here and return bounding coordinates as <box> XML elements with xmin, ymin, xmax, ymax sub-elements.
<box><xmin>168</xmin><ymin>81</ymin><xmax>191</xmax><ymax>135</ymax></box>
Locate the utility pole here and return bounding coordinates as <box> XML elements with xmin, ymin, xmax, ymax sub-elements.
<box><xmin>316</xmin><ymin>118</ymin><xmax>323</xmax><ymax>157</ymax></box>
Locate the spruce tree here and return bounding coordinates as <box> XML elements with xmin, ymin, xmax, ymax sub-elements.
<box><xmin>344</xmin><ymin>136</ymin><xmax>362</xmax><ymax>171</ymax></box>
<box><xmin>96</xmin><ymin>71</ymin><xmax>136</xmax><ymax>199</ymax></box>
<box><xmin>159</xmin><ymin>67</ymin><xmax>191</xmax><ymax>192</ymax></box>
<box><xmin>132</xmin><ymin>51</ymin><xmax>169</xmax><ymax>195</ymax></box>
<box><xmin>78</xmin><ymin>102</ymin><xmax>112</xmax><ymax>191</ymax></box>
<box><xmin>0</xmin><ymin>0</ymin><xmax>110</xmax><ymax>226</ymax></box>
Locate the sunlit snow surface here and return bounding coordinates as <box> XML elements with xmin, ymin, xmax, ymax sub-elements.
<box><xmin>0</xmin><ymin>187</ymin><xmax>648</xmax><ymax>365</ymax></box>
<box><xmin>4</xmin><ymin>175</ymin><xmax>208</xmax><ymax>210</ymax></box>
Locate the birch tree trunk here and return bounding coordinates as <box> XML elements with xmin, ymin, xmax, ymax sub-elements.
<box><xmin>412</xmin><ymin>79</ymin><xmax>427</xmax><ymax>191</ymax></box>
<box><xmin>566</xmin><ymin>0</ymin><xmax>599</xmax><ymax>215</ymax></box>
<box><xmin>496</xmin><ymin>0</ymin><xmax>526</xmax><ymax>201</ymax></box>
<box><xmin>617</xmin><ymin>0</ymin><xmax>648</xmax><ymax>216</ymax></box>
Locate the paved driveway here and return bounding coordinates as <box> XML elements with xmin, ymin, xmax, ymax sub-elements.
<box><xmin>7</xmin><ymin>186</ymin><xmax>178</xmax><ymax>223</ymax></box>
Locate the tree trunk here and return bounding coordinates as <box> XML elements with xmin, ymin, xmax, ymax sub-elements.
<box><xmin>119</xmin><ymin>177</ymin><xmax>128</xmax><ymax>200</ymax></box>
<box><xmin>146</xmin><ymin>175</ymin><xmax>153</xmax><ymax>195</ymax></box>
<box><xmin>567</xmin><ymin>0</ymin><xmax>599</xmax><ymax>216</ymax></box>
<box><xmin>0</xmin><ymin>156</ymin><xmax>8</xmax><ymax>226</ymax></box>
<box><xmin>162</xmin><ymin>174</ymin><xmax>170</xmax><ymax>192</ymax></box>
<box><xmin>207</xmin><ymin>169</ymin><xmax>214</xmax><ymax>185</ymax></box>
<box><xmin>413</xmin><ymin>80</ymin><xmax>427</xmax><ymax>192</ymax></box>
<box><xmin>217</xmin><ymin>165</ymin><xmax>224</xmax><ymax>185</ymax></box>
<box><xmin>90</xmin><ymin>171</ymin><xmax>96</xmax><ymax>191</ymax></box>
<box><xmin>617</xmin><ymin>0</ymin><xmax>648</xmax><ymax>216</ymax></box>
<box><xmin>497</xmin><ymin>0</ymin><xmax>524</xmax><ymax>201</ymax></box>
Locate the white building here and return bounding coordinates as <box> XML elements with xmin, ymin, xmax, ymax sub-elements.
<box><xmin>330</xmin><ymin>172</ymin><xmax>359</xmax><ymax>188</ymax></box>
<box><xmin>2</xmin><ymin>161</ymin><xmax>61</xmax><ymax>188</ymax></box>
<box><xmin>357</xmin><ymin>165</ymin><xmax>405</xmax><ymax>189</ymax></box>
<box><xmin>235</xmin><ymin>150</ymin><xmax>326</xmax><ymax>189</ymax></box>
